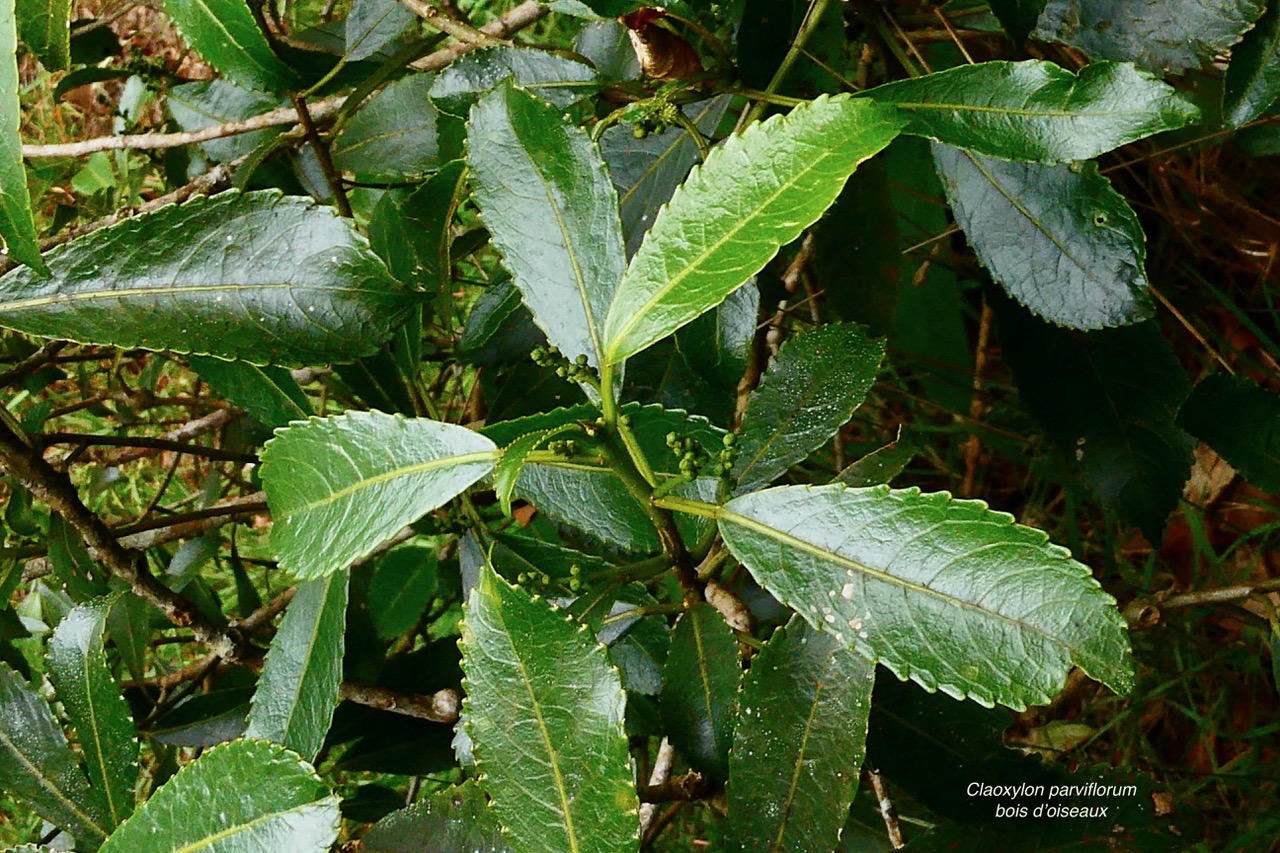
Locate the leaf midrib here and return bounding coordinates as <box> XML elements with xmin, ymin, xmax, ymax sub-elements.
<box><xmin>167</xmin><ymin>798</ymin><xmax>335</xmax><ymax>853</ymax></box>
<box><xmin>0</xmin><ymin>281</ymin><xmax>397</xmax><ymax>313</ymax></box>
<box><xmin>280</xmin><ymin>449</ymin><xmax>497</xmax><ymax>518</ymax></box>
<box><xmin>771</xmin><ymin>654</ymin><xmax>833</xmax><ymax>852</ymax></box>
<box><xmin>0</xmin><ymin>725</ymin><xmax>107</xmax><ymax>842</ymax></box>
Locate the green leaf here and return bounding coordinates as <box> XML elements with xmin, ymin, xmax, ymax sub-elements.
<box><xmin>734</xmin><ymin>324</ymin><xmax>885</xmax><ymax>494</ymax></box>
<box><xmin>834</xmin><ymin>428</ymin><xmax>921</xmax><ymax>488</ymax></box>
<box><xmin>728</xmin><ymin>617</ymin><xmax>874</xmax><ymax>852</ymax></box>
<box><xmin>47</xmin><ymin>513</ymin><xmax>110</xmax><ymax>601</ymax></box>
<box><xmin>994</xmin><ymin>302</ymin><xmax>1193</xmax><ymax>542</ymax></box>
<box><xmin>0</xmin><ymin>191</ymin><xmax>412</xmax><ymax>366</ymax></box>
<box><xmin>601</xmin><ymin>96</ymin><xmax>733</xmax><ymax>255</ymax></box>
<box><xmin>934</xmin><ymin>144</ymin><xmax>1151</xmax><ymax>330</ymax></box>
<box><xmin>0</xmin><ymin>0</ymin><xmax>45</xmax><ymax>273</ymax></box>
<box><xmin>662</xmin><ymin>601</ymin><xmax>740</xmax><ymax>780</ymax></box>
<box><xmin>603</xmin><ymin>96</ymin><xmax>903</xmax><ymax>366</ymax></box>
<box><xmin>363</xmin><ymin>780</ymin><xmax>512</xmax><ymax>853</ymax></box>
<box><xmin>492</xmin><ymin>424</ymin><xmax>579</xmax><ymax>517</ymax></box>
<box><xmin>1225</xmin><ymin>0</ymin><xmax>1280</xmax><ymax>126</ymax></box>
<box><xmin>483</xmin><ymin>404</ymin><xmax>722</xmax><ymax>552</ymax></box>
<box><xmin>717</xmin><ymin>484</ymin><xmax>1134</xmax><ymax>709</ymax></box>
<box><xmin>15</xmin><ymin>0</ymin><xmax>70</xmax><ymax>69</ymax></box>
<box><xmin>244</xmin><ymin>571</ymin><xmax>348</xmax><ymax>761</ymax></box>
<box><xmin>331</xmin><ymin>74</ymin><xmax>441</xmax><ymax>182</ymax></box>
<box><xmin>345</xmin><ymin>0</ymin><xmax>415</xmax><ymax>62</ymax></box>
<box><xmin>46</xmin><ymin>594</ymin><xmax>138</xmax><ymax>829</ymax></box>
<box><xmin>863</xmin><ymin>61</ymin><xmax>1198</xmax><ymax>164</ymax></box>
<box><xmin>99</xmin><ymin>739</ymin><xmax>339</xmax><ymax>853</ymax></box>
<box><xmin>0</xmin><ymin>663</ymin><xmax>109</xmax><ymax>844</ymax></box>
<box><xmin>1178</xmin><ymin>374</ymin><xmax>1280</xmax><ymax>493</ymax></box>
<box><xmin>367</xmin><ymin>160</ymin><xmax>465</xmax><ymax>295</ymax></box>
<box><xmin>366</xmin><ymin>545</ymin><xmax>436</xmax><ymax>641</ymax></box>
<box><xmin>261</xmin><ymin>411</ymin><xmax>497</xmax><ymax>580</ymax></box>
<box><xmin>988</xmin><ymin>0</ymin><xmax>1046</xmax><ymax>46</ymax></box>
<box><xmin>430</xmin><ymin>46</ymin><xmax>599</xmax><ymax>116</ymax></box>
<box><xmin>460</xmin><ymin>563</ymin><xmax>638</xmax><ymax>853</ymax></box>
<box><xmin>468</xmin><ymin>84</ymin><xmax>626</xmax><ymax>372</ymax></box>
<box><xmin>167</xmin><ymin>80</ymin><xmax>289</xmax><ymax>163</ymax></box>
<box><xmin>1035</xmin><ymin>0</ymin><xmax>1266</xmax><ymax>75</ymax></box>
<box><xmin>188</xmin><ymin>356</ymin><xmax>310</xmax><ymax>430</ymax></box>
<box><xmin>162</xmin><ymin>0</ymin><xmax>298</xmax><ymax>90</ymax></box>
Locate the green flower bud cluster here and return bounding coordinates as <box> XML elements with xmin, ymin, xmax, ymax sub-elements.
<box><xmin>624</xmin><ymin>96</ymin><xmax>683</xmax><ymax>139</ymax></box>
<box><xmin>664</xmin><ymin>430</ymin><xmax>739</xmax><ymax>481</ymax></box>
<box><xmin>545</xmin><ymin>438</ymin><xmax>581</xmax><ymax>458</ymax></box>
<box><xmin>530</xmin><ymin>346</ymin><xmax>597</xmax><ymax>383</ymax></box>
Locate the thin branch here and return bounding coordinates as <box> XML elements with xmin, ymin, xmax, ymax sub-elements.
<box><xmin>0</xmin><ymin>419</ymin><xmax>246</xmax><ymax>661</ymax></box>
<box><xmin>21</xmin><ymin>2</ymin><xmax>549</xmax><ymax>160</ymax></box>
<box><xmin>868</xmin><ymin>768</ymin><xmax>906</xmax><ymax>849</ymax></box>
<box><xmin>340</xmin><ymin>683</ymin><xmax>461</xmax><ymax>723</ymax></box>
<box><xmin>41</xmin><ymin>432</ymin><xmax>255</xmax><ymax>463</ymax></box>
<box><xmin>0</xmin><ymin>341</ymin><xmax>66</xmax><ymax>390</ymax></box>
<box><xmin>292</xmin><ymin>94</ymin><xmax>353</xmax><ymax>219</ymax></box>
<box><xmin>82</xmin><ymin>408</ymin><xmax>239</xmax><ymax>466</ymax></box>
<box><xmin>400</xmin><ymin>0</ymin><xmax>509</xmax><ymax>47</ymax></box>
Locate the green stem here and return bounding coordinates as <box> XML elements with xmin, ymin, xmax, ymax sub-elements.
<box><xmin>599</xmin><ymin>361</ymin><xmax>618</xmax><ymax>427</ymax></box>
<box><xmin>741</xmin><ymin>0</ymin><xmax>834</xmax><ymax>127</ymax></box>
<box><xmin>653</xmin><ymin>494</ymin><xmax>721</xmax><ymax>520</ymax></box>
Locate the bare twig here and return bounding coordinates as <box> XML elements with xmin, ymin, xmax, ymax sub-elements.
<box><xmin>83</xmin><ymin>408</ymin><xmax>239</xmax><ymax>466</ymax></box>
<box><xmin>340</xmin><ymin>683</ymin><xmax>461</xmax><ymax>723</ymax></box>
<box><xmin>409</xmin><ymin>0</ymin><xmax>546</xmax><ymax>70</ymax></box>
<box><xmin>400</xmin><ymin>0</ymin><xmax>509</xmax><ymax>47</ymax></box>
<box><xmin>0</xmin><ymin>341</ymin><xmax>67</xmax><ymax>390</ymax></box>
<box><xmin>868</xmin><ymin>768</ymin><xmax>906</xmax><ymax>849</ymax></box>
<box><xmin>639</xmin><ymin>738</ymin><xmax>675</xmax><ymax>834</ymax></box>
<box><xmin>292</xmin><ymin>94</ymin><xmax>353</xmax><ymax>219</ymax></box>
<box><xmin>41</xmin><ymin>432</ymin><xmax>255</xmax><ymax>463</ymax></box>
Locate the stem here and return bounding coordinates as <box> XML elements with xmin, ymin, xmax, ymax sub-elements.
<box><xmin>600</xmin><ymin>361</ymin><xmax>618</xmax><ymax>427</ymax></box>
<box><xmin>652</xmin><ymin>493</ymin><xmax>721</xmax><ymax>519</ymax></box>
<box><xmin>741</xmin><ymin>0</ymin><xmax>834</xmax><ymax>127</ymax></box>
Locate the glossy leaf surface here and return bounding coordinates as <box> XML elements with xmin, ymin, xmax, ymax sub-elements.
<box><xmin>47</xmin><ymin>595</ymin><xmax>137</xmax><ymax>827</ymax></box>
<box><xmin>262</xmin><ymin>412</ymin><xmax>497</xmax><ymax>579</ymax></box>
<box><xmin>345</xmin><ymin>0</ymin><xmax>415</xmax><ymax>61</ymax></box>
<box><xmin>468</xmin><ymin>84</ymin><xmax>626</xmax><ymax>371</ymax></box>
<box><xmin>1224</xmin><ymin>0</ymin><xmax>1280</xmax><ymax>126</ymax></box>
<box><xmin>1</xmin><ymin>0</ymin><xmax>45</xmax><ymax>272</ymax></box>
<box><xmin>864</xmin><ymin>61</ymin><xmax>1198</xmax><ymax>164</ymax></box>
<box><xmin>331</xmin><ymin>75</ymin><xmax>440</xmax><ymax>181</ymax></box>
<box><xmin>167</xmin><ymin>80</ymin><xmax>288</xmax><ymax>163</ymax></box>
<box><xmin>244</xmin><ymin>570</ymin><xmax>348</xmax><ymax>761</ymax></box>
<box><xmin>728</xmin><ymin>618</ymin><xmax>874</xmax><ymax>852</ymax></box>
<box><xmin>718</xmin><ymin>484</ymin><xmax>1134</xmax><ymax>709</ymax></box>
<box><xmin>162</xmin><ymin>0</ymin><xmax>298</xmax><ymax>90</ymax></box>
<box><xmin>188</xmin><ymin>356</ymin><xmax>309</xmax><ymax>430</ymax></box>
<box><xmin>603</xmin><ymin>96</ymin><xmax>903</xmax><ymax>365</ymax></box>
<box><xmin>1178</xmin><ymin>374</ymin><xmax>1280</xmax><ymax>493</ymax></box>
<box><xmin>363</xmin><ymin>781</ymin><xmax>512</xmax><ymax>853</ymax></box>
<box><xmin>430</xmin><ymin>46</ymin><xmax>598</xmax><ymax>115</ymax></box>
<box><xmin>0</xmin><ymin>663</ymin><xmax>108</xmax><ymax>844</ymax></box>
<box><xmin>934</xmin><ymin>144</ymin><xmax>1151</xmax><ymax>330</ymax></box>
<box><xmin>663</xmin><ymin>602</ymin><xmax>740</xmax><ymax>780</ymax></box>
<box><xmin>734</xmin><ymin>324</ymin><xmax>885</xmax><ymax>494</ymax></box>
<box><xmin>99</xmin><ymin>739</ymin><xmax>339</xmax><ymax>852</ymax></box>
<box><xmin>460</xmin><ymin>564</ymin><xmax>638</xmax><ymax>852</ymax></box>
<box><xmin>1035</xmin><ymin>0</ymin><xmax>1265</xmax><ymax>74</ymax></box>
<box><xmin>15</xmin><ymin>0</ymin><xmax>70</xmax><ymax>69</ymax></box>
<box><xmin>0</xmin><ymin>191</ymin><xmax>411</xmax><ymax>366</ymax></box>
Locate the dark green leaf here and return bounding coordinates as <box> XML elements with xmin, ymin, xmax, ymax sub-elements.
<box><xmin>717</xmin><ymin>484</ymin><xmax>1134</xmax><ymax>710</ymax></box>
<box><xmin>460</xmin><ymin>563</ymin><xmax>638</xmax><ymax>852</ymax></box>
<box><xmin>0</xmin><ymin>663</ymin><xmax>109</xmax><ymax>843</ymax></box>
<box><xmin>601</xmin><ymin>96</ymin><xmax>732</xmax><ymax>255</ymax></box>
<box><xmin>934</xmin><ymin>144</ymin><xmax>1151</xmax><ymax>330</ymax></box>
<box><xmin>98</xmin><ymin>739</ymin><xmax>339</xmax><ymax>852</ymax></box>
<box><xmin>603</xmin><ymin>96</ymin><xmax>903</xmax><ymax>365</ymax></box>
<box><xmin>345</xmin><ymin>0</ymin><xmax>415</xmax><ymax>62</ymax></box>
<box><xmin>575</xmin><ymin>20</ymin><xmax>640</xmax><ymax>82</ymax></box>
<box><xmin>363</xmin><ymin>780</ymin><xmax>512</xmax><ymax>853</ymax></box>
<box><xmin>47</xmin><ymin>513</ymin><xmax>110</xmax><ymax>601</ymax></box>
<box><xmin>0</xmin><ymin>191</ymin><xmax>412</xmax><ymax>366</ymax></box>
<box><xmin>994</xmin><ymin>302</ymin><xmax>1193</xmax><ymax>542</ymax></box>
<box><xmin>1035</xmin><ymin>0</ymin><xmax>1266</xmax><ymax>75</ymax></box>
<box><xmin>188</xmin><ymin>356</ymin><xmax>309</xmax><ymax>430</ymax></box>
<box><xmin>149</xmin><ymin>689</ymin><xmax>251</xmax><ymax>748</ymax></box>
<box><xmin>261</xmin><ymin>412</ymin><xmax>497</xmax><ymax>579</ymax></box>
<box><xmin>1</xmin><ymin>0</ymin><xmax>45</xmax><ymax>273</ymax></box>
<box><xmin>15</xmin><ymin>0</ymin><xmax>70</xmax><ymax>69</ymax></box>
<box><xmin>47</xmin><ymin>595</ymin><xmax>138</xmax><ymax>828</ymax></box>
<box><xmin>1177</xmin><ymin>373</ymin><xmax>1280</xmax><ymax>493</ymax></box>
<box><xmin>366</xmin><ymin>544</ymin><xmax>436</xmax><ymax>640</ymax></box>
<box><xmin>430</xmin><ymin>46</ymin><xmax>598</xmax><ymax>116</ymax></box>
<box><xmin>331</xmin><ymin>74</ymin><xmax>440</xmax><ymax>181</ymax></box>
<box><xmin>367</xmin><ymin>160</ymin><xmax>465</xmax><ymax>295</ymax></box>
<box><xmin>988</xmin><ymin>0</ymin><xmax>1046</xmax><ymax>45</ymax></box>
<box><xmin>728</xmin><ymin>618</ymin><xmax>874</xmax><ymax>852</ymax></box>
<box><xmin>492</xmin><ymin>424</ymin><xmax>578</xmax><ymax>517</ymax></box>
<box><xmin>167</xmin><ymin>80</ymin><xmax>288</xmax><ymax>162</ymax></box>
<box><xmin>663</xmin><ymin>601</ymin><xmax>740</xmax><ymax>780</ymax></box>
<box><xmin>244</xmin><ymin>571</ymin><xmax>348</xmax><ymax>761</ymax></box>
<box><xmin>107</xmin><ymin>593</ymin><xmax>152</xmax><ymax>683</ymax></box>
<box><xmin>734</xmin><ymin>324</ymin><xmax>885</xmax><ymax>494</ymax></box>
<box><xmin>483</xmin><ymin>404</ymin><xmax>722</xmax><ymax>552</ymax></box>
<box><xmin>834</xmin><ymin>429</ymin><xmax>921</xmax><ymax>487</ymax></box>
<box><xmin>161</xmin><ymin>0</ymin><xmax>298</xmax><ymax>90</ymax></box>
<box><xmin>468</xmin><ymin>84</ymin><xmax>626</xmax><ymax>372</ymax></box>
<box><xmin>1225</xmin><ymin>1</ymin><xmax>1280</xmax><ymax>126</ymax></box>
<box><xmin>865</xmin><ymin>61</ymin><xmax>1197</xmax><ymax>164</ymax></box>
